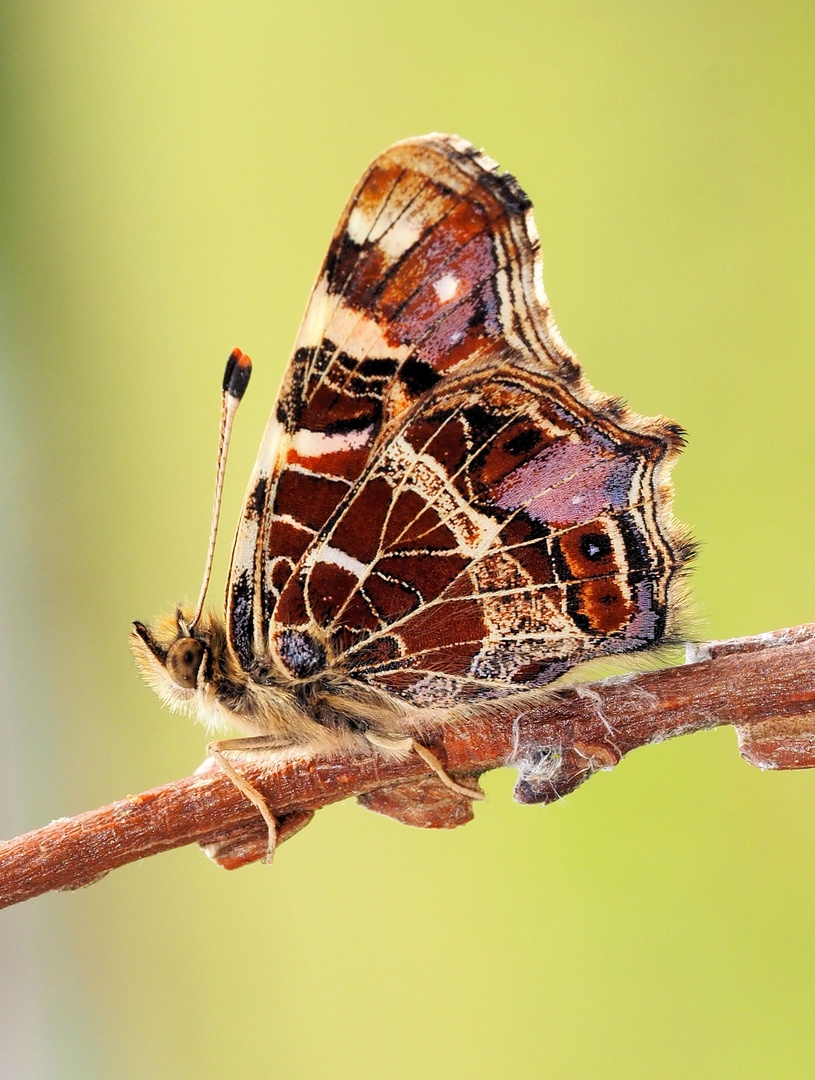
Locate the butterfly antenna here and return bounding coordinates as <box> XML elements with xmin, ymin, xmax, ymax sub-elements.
<box><xmin>188</xmin><ymin>348</ymin><xmax>252</xmax><ymax>632</ymax></box>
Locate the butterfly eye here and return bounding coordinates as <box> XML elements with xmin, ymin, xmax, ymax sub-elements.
<box><xmin>165</xmin><ymin>637</ymin><xmax>206</xmax><ymax>690</ymax></box>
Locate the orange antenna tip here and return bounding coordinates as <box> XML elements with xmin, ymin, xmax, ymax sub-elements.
<box><xmin>223</xmin><ymin>348</ymin><xmax>252</xmax><ymax>401</ymax></box>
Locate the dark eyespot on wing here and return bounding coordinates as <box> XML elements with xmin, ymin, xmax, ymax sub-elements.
<box><xmin>579</xmin><ymin>532</ymin><xmax>612</xmax><ymax>562</ymax></box>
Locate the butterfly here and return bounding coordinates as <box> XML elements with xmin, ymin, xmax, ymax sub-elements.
<box><xmin>131</xmin><ymin>134</ymin><xmax>691</xmax><ymax>855</ymax></box>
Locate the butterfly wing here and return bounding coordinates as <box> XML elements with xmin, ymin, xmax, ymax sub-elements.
<box><xmin>271</xmin><ymin>360</ymin><xmax>689</xmax><ymax>705</ymax></box>
<box><xmin>227</xmin><ymin>133</ymin><xmax>579</xmax><ymax>669</ymax></box>
<box><xmin>231</xmin><ymin>135</ymin><xmax>690</xmax><ymax>703</ymax></box>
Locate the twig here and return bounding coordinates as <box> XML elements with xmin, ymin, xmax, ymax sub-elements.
<box><xmin>1</xmin><ymin>623</ymin><xmax>814</xmax><ymax>909</ymax></box>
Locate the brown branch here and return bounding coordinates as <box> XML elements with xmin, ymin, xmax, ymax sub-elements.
<box><xmin>2</xmin><ymin>623</ymin><xmax>814</xmax><ymax>909</ymax></box>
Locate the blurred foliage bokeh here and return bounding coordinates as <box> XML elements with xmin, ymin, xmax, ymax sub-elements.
<box><xmin>1</xmin><ymin>2</ymin><xmax>813</xmax><ymax>1078</ymax></box>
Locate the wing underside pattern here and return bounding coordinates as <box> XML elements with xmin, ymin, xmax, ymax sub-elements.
<box><xmin>272</xmin><ymin>365</ymin><xmax>685</xmax><ymax>705</ymax></box>
<box><xmin>226</xmin><ymin>135</ymin><xmax>690</xmax><ymax>705</ymax></box>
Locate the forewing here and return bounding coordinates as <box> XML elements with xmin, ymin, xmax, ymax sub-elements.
<box><xmin>227</xmin><ymin>134</ymin><xmax>578</xmax><ymax>669</ymax></box>
<box><xmin>271</xmin><ymin>364</ymin><xmax>689</xmax><ymax>706</ymax></box>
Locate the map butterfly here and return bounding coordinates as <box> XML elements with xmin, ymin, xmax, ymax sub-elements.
<box><xmin>132</xmin><ymin>135</ymin><xmax>692</xmax><ymax>853</ymax></box>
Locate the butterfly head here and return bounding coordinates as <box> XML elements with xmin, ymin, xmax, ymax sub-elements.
<box><xmin>130</xmin><ymin>608</ymin><xmax>229</xmax><ymax>717</ymax></box>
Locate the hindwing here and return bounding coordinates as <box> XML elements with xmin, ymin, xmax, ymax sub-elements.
<box><xmin>271</xmin><ymin>364</ymin><xmax>686</xmax><ymax>705</ymax></box>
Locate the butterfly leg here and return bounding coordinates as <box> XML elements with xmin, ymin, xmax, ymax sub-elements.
<box><xmin>366</xmin><ymin>732</ymin><xmax>485</xmax><ymax>801</ymax></box>
<box><xmin>206</xmin><ymin>737</ymin><xmax>281</xmax><ymax>864</ymax></box>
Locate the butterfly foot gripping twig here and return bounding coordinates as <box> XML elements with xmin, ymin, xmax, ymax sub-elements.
<box><xmin>410</xmin><ymin>740</ymin><xmax>486</xmax><ymax>801</ymax></box>
<box><xmin>366</xmin><ymin>732</ymin><xmax>485</xmax><ymax>801</ymax></box>
<box><xmin>206</xmin><ymin>740</ymin><xmax>278</xmax><ymax>863</ymax></box>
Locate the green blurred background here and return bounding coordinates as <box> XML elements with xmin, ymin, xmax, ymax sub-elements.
<box><xmin>1</xmin><ymin>2</ymin><xmax>813</xmax><ymax>1077</ymax></box>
